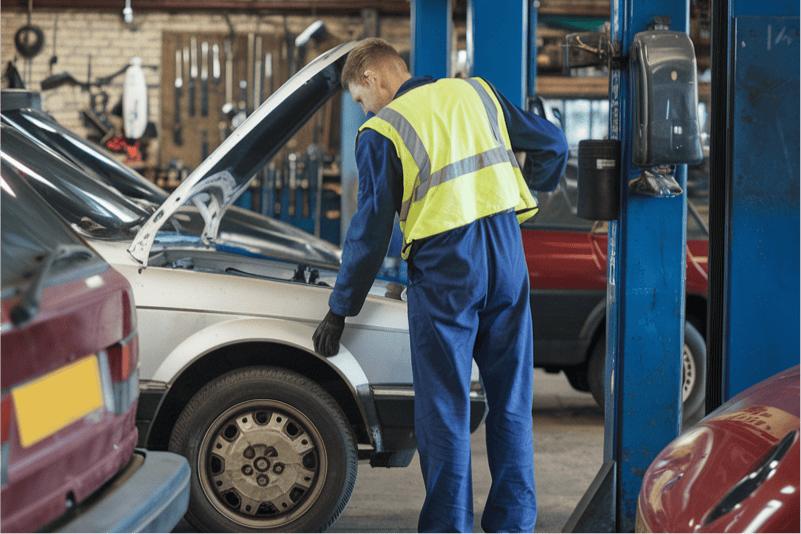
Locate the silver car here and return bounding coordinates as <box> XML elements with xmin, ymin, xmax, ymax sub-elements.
<box><xmin>1</xmin><ymin>42</ymin><xmax>487</xmax><ymax>533</ymax></box>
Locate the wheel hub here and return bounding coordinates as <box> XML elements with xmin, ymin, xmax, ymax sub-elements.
<box><xmin>199</xmin><ymin>402</ymin><xmax>327</xmax><ymax>527</ymax></box>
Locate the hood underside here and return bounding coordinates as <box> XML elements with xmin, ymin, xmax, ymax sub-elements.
<box><xmin>129</xmin><ymin>41</ymin><xmax>356</xmax><ymax>266</ymax></box>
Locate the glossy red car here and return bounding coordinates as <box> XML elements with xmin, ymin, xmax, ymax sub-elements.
<box><xmin>1</xmin><ymin>161</ymin><xmax>190</xmax><ymax>532</ymax></box>
<box><xmin>636</xmin><ymin>365</ymin><xmax>800</xmax><ymax>533</ymax></box>
<box><xmin>522</xmin><ymin>167</ymin><xmax>710</xmax><ymax>423</ymax></box>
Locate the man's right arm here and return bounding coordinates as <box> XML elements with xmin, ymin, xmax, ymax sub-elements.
<box><xmin>327</xmin><ymin>129</ymin><xmax>403</xmax><ymax>317</ymax></box>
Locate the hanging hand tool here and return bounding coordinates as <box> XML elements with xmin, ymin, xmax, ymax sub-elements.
<box><xmin>220</xmin><ymin>38</ymin><xmax>234</xmax><ymax>141</ymax></box>
<box><xmin>173</xmin><ymin>49</ymin><xmax>183</xmax><ymax>145</ymax></box>
<box><xmin>264</xmin><ymin>52</ymin><xmax>273</xmax><ymax>97</ymax></box>
<box><xmin>224</xmin><ymin>39</ymin><xmax>233</xmax><ymax>107</ymax></box>
<box><xmin>253</xmin><ymin>35</ymin><xmax>262</xmax><ymax>108</ymax></box>
<box><xmin>189</xmin><ymin>37</ymin><xmax>197</xmax><ymax>117</ymax></box>
<box><xmin>274</xmin><ymin>164</ymin><xmax>283</xmax><ymax>218</ymax></box>
<box><xmin>201</xmin><ymin>130</ymin><xmax>209</xmax><ymax>160</ymax></box>
<box><xmin>246</xmin><ymin>33</ymin><xmax>255</xmax><ymax>113</ymax></box>
<box><xmin>288</xmin><ymin>152</ymin><xmax>298</xmax><ymax>218</ymax></box>
<box><xmin>212</xmin><ymin>43</ymin><xmax>220</xmax><ymax>86</ymax></box>
<box><xmin>232</xmin><ymin>80</ymin><xmax>247</xmax><ymax>129</ymax></box>
<box><xmin>264</xmin><ymin>162</ymin><xmax>276</xmax><ymax>217</ymax></box>
<box><xmin>301</xmin><ymin>152</ymin><xmax>311</xmax><ymax>219</ymax></box>
<box><xmin>200</xmin><ymin>41</ymin><xmax>209</xmax><ymax>116</ymax></box>
<box><xmin>48</xmin><ymin>14</ymin><xmax>58</xmax><ymax>75</ymax></box>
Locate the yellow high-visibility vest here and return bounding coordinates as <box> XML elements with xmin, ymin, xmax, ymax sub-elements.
<box><xmin>360</xmin><ymin>77</ymin><xmax>538</xmax><ymax>259</ymax></box>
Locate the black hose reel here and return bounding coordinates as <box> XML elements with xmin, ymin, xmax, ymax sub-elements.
<box><xmin>14</xmin><ymin>25</ymin><xmax>45</xmax><ymax>59</ymax></box>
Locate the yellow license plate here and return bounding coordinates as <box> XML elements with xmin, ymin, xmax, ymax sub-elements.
<box><xmin>12</xmin><ymin>356</ymin><xmax>105</xmax><ymax>448</ymax></box>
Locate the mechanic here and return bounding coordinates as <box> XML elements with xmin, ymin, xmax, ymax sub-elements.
<box><xmin>313</xmin><ymin>38</ymin><xmax>568</xmax><ymax>533</ymax></box>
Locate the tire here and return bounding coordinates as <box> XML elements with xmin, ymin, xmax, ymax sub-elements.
<box><xmin>587</xmin><ymin>322</ymin><xmax>707</xmax><ymax>425</ymax></box>
<box><xmin>587</xmin><ymin>340</ymin><xmax>605</xmax><ymax>408</ymax></box>
<box><xmin>680</xmin><ymin>322</ymin><xmax>707</xmax><ymax>424</ymax></box>
<box><xmin>168</xmin><ymin>367</ymin><xmax>357</xmax><ymax>533</ymax></box>
<box><xmin>564</xmin><ymin>364</ymin><xmax>591</xmax><ymax>392</ymax></box>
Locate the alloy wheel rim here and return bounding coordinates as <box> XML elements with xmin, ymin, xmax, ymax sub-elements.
<box><xmin>198</xmin><ymin>399</ymin><xmax>327</xmax><ymax>529</ymax></box>
<box><xmin>682</xmin><ymin>344</ymin><xmax>696</xmax><ymax>403</ymax></box>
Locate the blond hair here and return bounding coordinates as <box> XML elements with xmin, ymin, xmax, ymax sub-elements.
<box><xmin>341</xmin><ymin>38</ymin><xmax>408</xmax><ymax>89</ymax></box>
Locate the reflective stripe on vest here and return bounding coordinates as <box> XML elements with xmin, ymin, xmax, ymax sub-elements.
<box><xmin>360</xmin><ymin>77</ymin><xmax>538</xmax><ymax>258</ymax></box>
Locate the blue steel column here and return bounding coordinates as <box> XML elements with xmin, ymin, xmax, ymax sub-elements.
<box><xmin>411</xmin><ymin>0</ymin><xmax>451</xmax><ymax>78</ymax></box>
<box><xmin>527</xmin><ymin>1</ymin><xmax>539</xmax><ymax>107</ymax></box>
<box><xmin>468</xmin><ymin>0</ymin><xmax>528</xmax><ymax>107</ymax></box>
<box><xmin>606</xmin><ymin>2</ymin><xmax>690</xmax><ymax>531</ymax></box>
<box><xmin>722</xmin><ymin>1</ymin><xmax>800</xmax><ymax>400</ymax></box>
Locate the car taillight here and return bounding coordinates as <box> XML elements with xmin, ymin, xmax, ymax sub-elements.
<box><xmin>106</xmin><ymin>332</ymin><xmax>139</xmax><ymax>415</ymax></box>
<box><xmin>1</xmin><ymin>395</ymin><xmax>11</xmax><ymax>488</ymax></box>
<box><xmin>107</xmin><ymin>334</ymin><xmax>138</xmax><ymax>382</ymax></box>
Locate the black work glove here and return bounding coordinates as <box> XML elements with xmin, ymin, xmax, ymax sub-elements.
<box><xmin>313</xmin><ymin>309</ymin><xmax>345</xmax><ymax>357</ymax></box>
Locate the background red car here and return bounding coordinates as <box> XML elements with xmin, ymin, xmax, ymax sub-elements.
<box><xmin>522</xmin><ymin>163</ymin><xmax>709</xmax><ymax>423</ymax></box>
<box><xmin>636</xmin><ymin>365</ymin><xmax>799</xmax><ymax>532</ymax></box>
<box><xmin>1</xmin><ymin>160</ymin><xmax>189</xmax><ymax>532</ymax></box>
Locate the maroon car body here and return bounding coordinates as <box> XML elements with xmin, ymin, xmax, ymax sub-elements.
<box><xmin>1</xmin><ymin>161</ymin><xmax>188</xmax><ymax>532</ymax></box>
<box><xmin>636</xmin><ymin>365</ymin><xmax>800</xmax><ymax>533</ymax></box>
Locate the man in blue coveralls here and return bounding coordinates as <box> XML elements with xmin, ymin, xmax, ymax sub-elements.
<box><xmin>313</xmin><ymin>38</ymin><xmax>568</xmax><ymax>532</ymax></box>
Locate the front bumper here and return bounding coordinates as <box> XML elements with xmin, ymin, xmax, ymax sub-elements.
<box><xmin>53</xmin><ymin>449</ymin><xmax>190</xmax><ymax>533</ymax></box>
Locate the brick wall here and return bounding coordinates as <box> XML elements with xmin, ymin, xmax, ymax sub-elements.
<box><xmin>1</xmin><ymin>9</ymin><xmax>411</xmax><ymax>167</ymax></box>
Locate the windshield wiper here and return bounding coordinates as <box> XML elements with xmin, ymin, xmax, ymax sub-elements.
<box><xmin>11</xmin><ymin>245</ymin><xmax>93</xmax><ymax>328</ymax></box>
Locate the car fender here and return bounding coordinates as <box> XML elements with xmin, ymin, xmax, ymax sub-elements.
<box><xmin>150</xmin><ymin>316</ymin><xmax>369</xmax><ymax>390</ymax></box>
<box><xmin>145</xmin><ymin>315</ymin><xmax>386</xmax><ymax>450</ymax></box>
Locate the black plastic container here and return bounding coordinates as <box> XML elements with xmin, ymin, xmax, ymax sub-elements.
<box><xmin>577</xmin><ymin>139</ymin><xmax>621</xmax><ymax>221</ymax></box>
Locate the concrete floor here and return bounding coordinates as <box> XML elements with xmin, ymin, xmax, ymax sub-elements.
<box><xmin>173</xmin><ymin>369</ymin><xmax>605</xmax><ymax>533</ymax></box>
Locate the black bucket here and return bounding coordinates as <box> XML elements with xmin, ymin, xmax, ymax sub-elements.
<box><xmin>577</xmin><ymin>139</ymin><xmax>621</xmax><ymax>221</ymax></box>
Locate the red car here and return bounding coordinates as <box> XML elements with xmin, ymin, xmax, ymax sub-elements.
<box><xmin>522</xmin><ymin>166</ymin><xmax>709</xmax><ymax>423</ymax></box>
<box><xmin>636</xmin><ymin>365</ymin><xmax>800</xmax><ymax>532</ymax></box>
<box><xmin>1</xmin><ymin>161</ymin><xmax>190</xmax><ymax>532</ymax></box>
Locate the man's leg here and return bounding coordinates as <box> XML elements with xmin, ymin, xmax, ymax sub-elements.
<box><xmin>406</xmin><ymin>229</ymin><xmax>487</xmax><ymax>533</ymax></box>
<box><xmin>474</xmin><ymin>213</ymin><xmax>537</xmax><ymax>533</ymax></box>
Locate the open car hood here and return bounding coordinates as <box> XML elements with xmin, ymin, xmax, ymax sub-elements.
<box><xmin>129</xmin><ymin>41</ymin><xmax>356</xmax><ymax>266</ymax></box>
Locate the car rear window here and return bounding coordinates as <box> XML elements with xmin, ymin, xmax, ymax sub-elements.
<box><xmin>1</xmin><ymin>161</ymin><xmax>105</xmax><ymax>293</ymax></box>
<box><xmin>0</xmin><ymin>126</ymin><xmax>149</xmax><ymax>238</ymax></box>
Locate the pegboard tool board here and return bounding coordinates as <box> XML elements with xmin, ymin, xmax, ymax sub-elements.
<box><xmin>160</xmin><ymin>30</ymin><xmax>286</xmax><ymax>171</ymax></box>
<box><xmin>160</xmin><ymin>31</ymin><xmax>343</xmax><ymax>174</ymax></box>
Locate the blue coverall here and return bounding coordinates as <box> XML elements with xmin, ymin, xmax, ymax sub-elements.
<box><xmin>330</xmin><ymin>76</ymin><xmax>568</xmax><ymax>532</ymax></box>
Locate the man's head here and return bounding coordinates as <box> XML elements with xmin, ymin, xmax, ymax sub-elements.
<box><xmin>341</xmin><ymin>38</ymin><xmax>411</xmax><ymax>116</ymax></box>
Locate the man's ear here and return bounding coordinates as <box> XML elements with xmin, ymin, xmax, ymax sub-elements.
<box><xmin>363</xmin><ymin>69</ymin><xmax>377</xmax><ymax>87</ymax></box>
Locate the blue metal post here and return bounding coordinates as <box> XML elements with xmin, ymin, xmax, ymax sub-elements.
<box><xmin>411</xmin><ymin>0</ymin><xmax>451</xmax><ymax>78</ymax></box>
<box><xmin>720</xmin><ymin>1</ymin><xmax>800</xmax><ymax>400</ymax></box>
<box><xmin>606</xmin><ymin>2</ymin><xmax>691</xmax><ymax>531</ymax></box>
<box><xmin>468</xmin><ymin>0</ymin><xmax>528</xmax><ymax>107</ymax></box>
<box><xmin>339</xmin><ymin>92</ymin><xmax>367</xmax><ymax>246</ymax></box>
<box><xmin>527</xmin><ymin>1</ymin><xmax>539</xmax><ymax>107</ymax></box>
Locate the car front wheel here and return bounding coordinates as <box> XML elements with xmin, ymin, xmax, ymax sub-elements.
<box><xmin>587</xmin><ymin>321</ymin><xmax>706</xmax><ymax>425</ymax></box>
<box><xmin>168</xmin><ymin>366</ymin><xmax>357</xmax><ymax>533</ymax></box>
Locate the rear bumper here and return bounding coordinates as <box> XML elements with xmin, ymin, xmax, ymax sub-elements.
<box><xmin>53</xmin><ymin>449</ymin><xmax>190</xmax><ymax>533</ymax></box>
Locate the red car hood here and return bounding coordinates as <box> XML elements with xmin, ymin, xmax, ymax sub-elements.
<box><xmin>638</xmin><ymin>365</ymin><xmax>800</xmax><ymax>532</ymax></box>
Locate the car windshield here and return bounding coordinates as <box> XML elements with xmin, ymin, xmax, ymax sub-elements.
<box><xmin>0</xmin><ymin>125</ymin><xmax>152</xmax><ymax>239</ymax></box>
